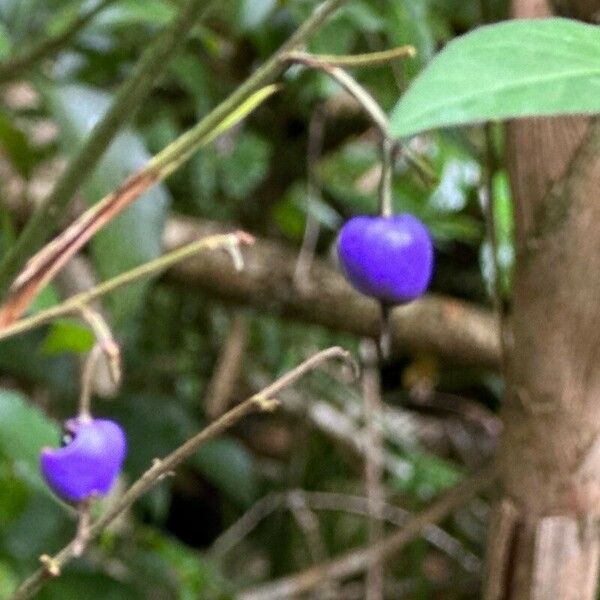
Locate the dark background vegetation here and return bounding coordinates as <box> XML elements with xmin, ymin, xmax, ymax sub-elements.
<box><xmin>0</xmin><ymin>0</ymin><xmax>514</xmax><ymax>597</ymax></box>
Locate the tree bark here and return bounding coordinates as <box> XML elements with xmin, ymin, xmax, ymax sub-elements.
<box><xmin>484</xmin><ymin>1</ymin><xmax>600</xmax><ymax>598</ymax></box>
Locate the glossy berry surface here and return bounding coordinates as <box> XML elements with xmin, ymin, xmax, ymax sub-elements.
<box><xmin>337</xmin><ymin>214</ymin><xmax>434</xmax><ymax>304</ymax></box>
<box><xmin>40</xmin><ymin>418</ymin><xmax>127</xmax><ymax>503</ymax></box>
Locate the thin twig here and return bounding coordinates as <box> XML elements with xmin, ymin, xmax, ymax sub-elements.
<box><xmin>78</xmin><ymin>305</ymin><xmax>122</xmax><ymax>388</ymax></box>
<box><xmin>211</xmin><ymin>492</ymin><xmax>285</xmax><ymax>558</ymax></box>
<box><xmin>0</xmin><ymin>0</ymin><xmax>118</xmax><ymax>81</ymax></box>
<box><xmin>55</xmin><ymin>258</ymin><xmax>120</xmax><ymax>397</ymax></box>
<box><xmin>78</xmin><ymin>344</ymin><xmax>103</xmax><ymax>421</ymax></box>
<box><xmin>10</xmin><ymin>346</ymin><xmax>356</xmax><ymax>600</ymax></box>
<box><xmin>378</xmin><ymin>138</ymin><xmax>394</xmax><ymax>218</ymax></box>
<box><xmin>287</xmin><ymin>491</ymin><xmax>328</xmax><ymax>565</ymax></box>
<box><xmin>293</xmin><ymin>104</ymin><xmax>327</xmax><ymax>289</ymax></box>
<box><xmin>283</xmin><ymin>390</ymin><xmax>413</xmax><ymax>481</ymax></box>
<box><xmin>377</xmin><ymin>137</ymin><xmax>395</xmax><ymax>359</ymax></box>
<box><xmin>238</xmin><ymin>465</ymin><xmax>496</xmax><ymax>600</ymax></box>
<box><xmin>286</xmin><ymin>46</ymin><xmax>416</xmax><ymax>68</ymax></box>
<box><xmin>360</xmin><ymin>340</ymin><xmax>385</xmax><ymax>600</ymax></box>
<box><xmin>205</xmin><ymin>311</ymin><xmax>249</xmax><ymax>419</ymax></box>
<box><xmin>211</xmin><ymin>489</ymin><xmax>481</xmax><ymax>573</ymax></box>
<box><xmin>72</xmin><ymin>500</ymin><xmax>92</xmax><ymax>557</ymax></box>
<box><xmin>288</xmin><ymin>51</ymin><xmax>437</xmax><ymax>185</ymax></box>
<box><xmin>0</xmin><ymin>0</ymin><xmax>212</xmax><ymax>295</ymax></box>
<box><xmin>292</xmin><ymin>56</ymin><xmax>389</xmax><ymax>135</ymax></box>
<box><xmin>0</xmin><ymin>231</ymin><xmax>253</xmax><ymax>340</ymax></box>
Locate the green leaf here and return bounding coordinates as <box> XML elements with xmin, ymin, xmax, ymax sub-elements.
<box><xmin>193</xmin><ymin>437</ymin><xmax>258</xmax><ymax>507</ymax></box>
<box><xmin>387</xmin><ymin>0</ymin><xmax>435</xmax><ymax>79</ymax></box>
<box><xmin>0</xmin><ymin>462</ymin><xmax>29</xmax><ymax>525</ymax></box>
<box><xmin>39</xmin><ymin>572</ymin><xmax>139</xmax><ymax>600</ymax></box>
<box><xmin>427</xmin><ymin>214</ymin><xmax>483</xmax><ymax>243</ymax></box>
<box><xmin>0</xmin><ymin>561</ymin><xmax>17</xmax><ymax>598</ymax></box>
<box><xmin>170</xmin><ymin>54</ymin><xmax>213</xmax><ymax>116</ymax></box>
<box><xmin>40</xmin><ymin>319</ymin><xmax>95</xmax><ymax>355</ymax></box>
<box><xmin>341</xmin><ymin>3</ymin><xmax>384</xmax><ymax>33</ymax></box>
<box><xmin>0</xmin><ymin>20</ymin><xmax>12</xmax><ymax>58</ymax></box>
<box><xmin>148</xmin><ymin>532</ymin><xmax>233</xmax><ymax>600</ymax></box>
<box><xmin>318</xmin><ymin>137</ymin><xmax>380</xmax><ymax>210</ymax></box>
<box><xmin>26</xmin><ymin>283</ymin><xmax>60</xmax><ymax>315</ymax></box>
<box><xmin>236</xmin><ymin>0</ymin><xmax>277</xmax><ymax>31</ymax></box>
<box><xmin>42</xmin><ymin>83</ymin><xmax>171</xmax><ymax>327</ymax></box>
<box><xmin>220</xmin><ymin>131</ymin><xmax>272</xmax><ymax>200</ymax></box>
<box><xmin>94</xmin><ymin>0</ymin><xmax>175</xmax><ymax>29</ymax></box>
<box><xmin>391</xmin><ymin>450</ymin><xmax>462</xmax><ymax>500</ymax></box>
<box><xmin>0</xmin><ymin>389</ymin><xmax>59</xmax><ymax>492</ymax></box>
<box><xmin>0</xmin><ymin>110</ymin><xmax>38</xmax><ymax>178</ymax></box>
<box><xmin>390</xmin><ymin>18</ymin><xmax>600</xmax><ymax>137</ymax></box>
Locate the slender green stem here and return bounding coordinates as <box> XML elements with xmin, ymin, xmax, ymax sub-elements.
<box><xmin>289</xmin><ymin>52</ymin><xmax>436</xmax><ymax>185</ymax></box>
<box><xmin>0</xmin><ymin>231</ymin><xmax>250</xmax><ymax>340</ymax></box>
<box><xmin>9</xmin><ymin>346</ymin><xmax>356</xmax><ymax>600</ymax></box>
<box><xmin>77</xmin><ymin>305</ymin><xmax>121</xmax><ymax>418</ymax></box>
<box><xmin>148</xmin><ymin>84</ymin><xmax>280</xmax><ymax>179</ymax></box>
<box><xmin>290</xmin><ymin>54</ymin><xmax>397</xmax><ymax>358</ymax></box>
<box><xmin>286</xmin><ymin>45</ymin><xmax>416</xmax><ymax>68</ymax></box>
<box><xmin>78</xmin><ymin>344</ymin><xmax>103</xmax><ymax>421</ymax></box>
<box><xmin>378</xmin><ymin>138</ymin><xmax>394</xmax><ymax>218</ymax></box>
<box><xmin>81</xmin><ymin>308</ymin><xmax>121</xmax><ymax>385</ymax></box>
<box><xmin>0</xmin><ymin>0</ymin><xmax>118</xmax><ymax>82</ymax></box>
<box><xmin>0</xmin><ymin>0</ymin><xmax>210</xmax><ymax>296</ymax></box>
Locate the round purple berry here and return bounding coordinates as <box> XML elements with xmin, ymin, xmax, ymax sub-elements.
<box><xmin>337</xmin><ymin>214</ymin><xmax>434</xmax><ymax>304</ymax></box>
<box><xmin>40</xmin><ymin>418</ymin><xmax>127</xmax><ymax>503</ymax></box>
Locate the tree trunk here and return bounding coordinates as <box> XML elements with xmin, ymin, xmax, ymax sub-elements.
<box><xmin>484</xmin><ymin>1</ymin><xmax>600</xmax><ymax>598</ymax></box>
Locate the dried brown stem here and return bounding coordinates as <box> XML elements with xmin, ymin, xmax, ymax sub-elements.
<box><xmin>205</xmin><ymin>311</ymin><xmax>249</xmax><ymax>419</ymax></box>
<box><xmin>0</xmin><ymin>231</ymin><xmax>253</xmax><ymax>340</ymax></box>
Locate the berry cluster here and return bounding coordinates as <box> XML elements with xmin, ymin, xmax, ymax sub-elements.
<box><xmin>337</xmin><ymin>214</ymin><xmax>434</xmax><ymax>304</ymax></box>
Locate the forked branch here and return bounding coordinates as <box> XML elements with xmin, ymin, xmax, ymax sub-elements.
<box><xmin>10</xmin><ymin>346</ymin><xmax>357</xmax><ymax>600</ymax></box>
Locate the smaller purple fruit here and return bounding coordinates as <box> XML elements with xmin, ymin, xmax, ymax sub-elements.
<box><xmin>337</xmin><ymin>214</ymin><xmax>434</xmax><ymax>304</ymax></box>
<box><xmin>40</xmin><ymin>418</ymin><xmax>127</xmax><ymax>503</ymax></box>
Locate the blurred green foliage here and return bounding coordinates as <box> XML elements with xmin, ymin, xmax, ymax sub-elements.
<box><xmin>0</xmin><ymin>0</ymin><xmax>513</xmax><ymax>598</ymax></box>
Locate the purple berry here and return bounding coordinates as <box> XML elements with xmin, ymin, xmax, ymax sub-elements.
<box><xmin>40</xmin><ymin>418</ymin><xmax>127</xmax><ymax>503</ymax></box>
<box><xmin>337</xmin><ymin>214</ymin><xmax>434</xmax><ymax>304</ymax></box>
